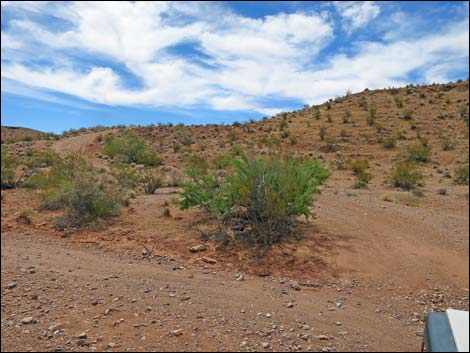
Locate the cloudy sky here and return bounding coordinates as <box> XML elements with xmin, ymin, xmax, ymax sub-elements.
<box><xmin>1</xmin><ymin>1</ymin><xmax>469</xmax><ymax>133</ymax></box>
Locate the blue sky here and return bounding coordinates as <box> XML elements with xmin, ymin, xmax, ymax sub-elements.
<box><xmin>1</xmin><ymin>1</ymin><xmax>469</xmax><ymax>133</ymax></box>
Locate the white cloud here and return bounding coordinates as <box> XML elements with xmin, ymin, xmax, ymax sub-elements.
<box><xmin>334</xmin><ymin>1</ymin><xmax>381</xmax><ymax>33</ymax></box>
<box><xmin>0</xmin><ymin>1</ymin><xmax>468</xmax><ymax>116</ymax></box>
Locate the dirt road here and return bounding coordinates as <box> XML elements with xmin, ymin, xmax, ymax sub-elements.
<box><xmin>2</xmin><ymin>231</ymin><xmax>468</xmax><ymax>352</ymax></box>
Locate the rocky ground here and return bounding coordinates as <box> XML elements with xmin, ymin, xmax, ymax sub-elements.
<box><xmin>2</xmin><ymin>232</ymin><xmax>468</xmax><ymax>352</ymax></box>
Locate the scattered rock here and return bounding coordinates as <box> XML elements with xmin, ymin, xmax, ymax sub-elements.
<box><xmin>77</xmin><ymin>332</ymin><xmax>87</xmax><ymax>339</ymax></box>
<box><xmin>235</xmin><ymin>273</ymin><xmax>245</xmax><ymax>281</ymax></box>
<box><xmin>171</xmin><ymin>329</ymin><xmax>183</xmax><ymax>337</ymax></box>
<box><xmin>21</xmin><ymin>317</ymin><xmax>36</xmax><ymax>325</ymax></box>
<box><xmin>261</xmin><ymin>342</ymin><xmax>270</xmax><ymax>349</ymax></box>
<box><xmin>48</xmin><ymin>323</ymin><xmax>64</xmax><ymax>331</ymax></box>
<box><xmin>289</xmin><ymin>281</ymin><xmax>301</xmax><ymax>291</ymax></box>
<box><xmin>189</xmin><ymin>245</ymin><xmax>207</xmax><ymax>253</ymax></box>
<box><xmin>200</xmin><ymin>257</ymin><xmax>217</xmax><ymax>264</ymax></box>
<box><xmin>6</xmin><ymin>282</ymin><xmax>17</xmax><ymax>290</ymax></box>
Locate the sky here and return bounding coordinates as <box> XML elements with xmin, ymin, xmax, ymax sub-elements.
<box><xmin>1</xmin><ymin>1</ymin><xmax>469</xmax><ymax>133</ymax></box>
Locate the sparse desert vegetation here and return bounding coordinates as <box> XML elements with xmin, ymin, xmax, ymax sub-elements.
<box><xmin>2</xmin><ymin>81</ymin><xmax>469</xmax><ymax>352</ymax></box>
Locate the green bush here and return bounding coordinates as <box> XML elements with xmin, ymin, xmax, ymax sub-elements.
<box><xmin>1</xmin><ymin>146</ymin><xmax>17</xmax><ymax>188</ymax></box>
<box><xmin>29</xmin><ymin>154</ymin><xmax>122</xmax><ymax>228</ymax></box>
<box><xmin>51</xmin><ymin>173</ymin><xmax>121</xmax><ymax>229</ymax></box>
<box><xmin>180</xmin><ymin>152</ymin><xmax>330</xmax><ymax>246</ymax></box>
<box><xmin>454</xmin><ymin>164</ymin><xmax>469</xmax><ymax>185</ymax></box>
<box><xmin>389</xmin><ymin>161</ymin><xmax>423</xmax><ymax>190</ymax></box>
<box><xmin>105</xmin><ymin>134</ymin><xmax>161</xmax><ymax>166</ymax></box>
<box><xmin>406</xmin><ymin>144</ymin><xmax>431</xmax><ymax>163</ymax></box>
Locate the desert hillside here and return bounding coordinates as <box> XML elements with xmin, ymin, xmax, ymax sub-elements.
<box><xmin>1</xmin><ymin>81</ymin><xmax>469</xmax><ymax>352</ymax></box>
<box><xmin>1</xmin><ymin>126</ymin><xmax>55</xmax><ymax>144</ymax></box>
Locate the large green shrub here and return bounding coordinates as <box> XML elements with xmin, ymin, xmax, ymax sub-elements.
<box><xmin>389</xmin><ymin>161</ymin><xmax>423</xmax><ymax>190</ymax></box>
<box><xmin>180</xmin><ymin>152</ymin><xmax>330</xmax><ymax>246</ymax></box>
<box><xmin>105</xmin><ymin>134</ymin><xmax>161</xmax><ymax>166</ymax></box>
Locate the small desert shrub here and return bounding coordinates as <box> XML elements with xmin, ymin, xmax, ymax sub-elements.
<box><xmin>396</xmin><ymin>192</ymin><xmax>421</xmax><ymax>207</ymax></box>
<box><xmin>411</xmin><ymin>189</ymin><xmax>425</xmax><ymax>198</ymax></box>
<box><xmin>403</xmin><ymin>110</ymin><xmax>413</xmax><ymax>121</ymax></box>
<box><xmin>227</xmin><ymin>128</ymin><xmax>237</xmax><ymax>143</ymax></box>
<box><xmin>440</xmin><ymin>136</ymin><xmax>455</xmax><ymax>151</ymax></box>
<box><xmin>26</xmin><ymin>154</ymin><xmax>91</xmax><ymax>191</ymax></box>
<box><xmin>322</xmin><ymin>135</ymin><xmax>339</xmax><ymax>152</ymax></box>
<box><xmin>353</xmin><ymin>180</ymin><xmax>369</xmax><ymax>189</ymax></box>
<box><xmin>140</xmin><ymin>170</ymin><xmax>163</xmax><ymax>194</ymax></box>
<box><xmin>460</xmin><ymin>106</ymin><xmax>469</xmax><ymax>126</ymax></box>
<box><xmin>1</xmin><ymin>146</ymin><xmax>17</xmax><ymax>188</ymax></box>
<box><xmin>367</xmin><ymin>107</ymin><xmax>376</xmax><ymax>126</ymax></box>
<box><xmin>278</xmin><ymin>120</ymin><xmax>288</xmax><ymax>130</ymax></box>
<box><xmin>389</xmin><ymin>161</ymin><xmax>423</xmax><ymax>190</ymax></box>
<box><xmin>105</xmin><ymin>134</ymin><xmax>161</xmax><ymax>166</ymax></box>
<box><xmin>179</xmin><ymin>130</ymin><xmax>195</xmax><ymax>146</ymax></box>
<box><xmin>50</xmin><ymin>173</ymin><xmax>121</xmax><ymax>229</ymax></box>
<box><xmin>186</xmin><ymin>155</ymin><xmax>209</xmax><ymax>175</ymax></box>
<box><xmin>383</xmin><ymin>137</ymin><xmax>397</xmax><ymax>149</ymax></box>
<box><xmin>314</xmin><ymin>108</ymin><xmax>321</xmax><ymax>120</ymax></box>
<box><xmin>438</xmin><ymin>188</ymin><xmax>448</xmax><ymax>195</ymax></box>
<box><xmin>180</xmin><ymin>152</ymin><xmax>330</xmax><ymax>246</ymax></box>
<box><xmin>406</xmin><ymin>144</ymin><xmax>431</xmax><ymax>163</ymax></box>
<box><xmin>359</xmin><ymin>96</ymin><xmax>368</xmax><ymax>110</ymax></box>
<box><xmin>111</xmin><ymin>166</ymin><xmax>142</xmax><ymax>190</ymax></box>
<box><xmin>395</xmin><ymin>96</ymin><xmax>403</xmax><ymax>108</ymax></box>
<box><xmin>212</xmin><ymin>155</ymin><xmax>235</xmax><ymax>170</ymax></box>
<box><xmin>28</xmin><ymin>149</ymin><xmax>61</xmax><ymax>168</ymax></box>
<box><xmin>349</xmin><ymin>158</ymin><xmax>372</xmax><ymax>183</ymax></box>
<box><xmin>342</xmin><ymin>110</ymin><xmax>351</xmax><ymax>124</ymax></box>
<box><xmin>319</xmin><ymin>126</ymin><xmax>327</xmax><ymax>141</ymax></box>
<box><xmin>454</xmin><ymin>164</ymin><xmax>469</xmax><ymax>185</ymax></box>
